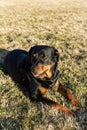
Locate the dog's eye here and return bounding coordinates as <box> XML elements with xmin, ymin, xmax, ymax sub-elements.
<box><xmin>40</xmin><ymin>53</ymin><xmax>45</xmax><ymax>59</ymax></box>
<box><xmin>33</xmin><ymin>54</ymin><xmax>37</xmax><ymax>58</ymax></box>
<box><xmin>32</xmin><ymin>53</ymin><xmax>37</xmax><ymax>62</ymax></box>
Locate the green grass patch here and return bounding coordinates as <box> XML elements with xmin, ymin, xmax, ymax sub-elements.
<box><xmin>0</xmin><ymin>0</ymin><xmax>87</xmax><ymax>129</ymax></box>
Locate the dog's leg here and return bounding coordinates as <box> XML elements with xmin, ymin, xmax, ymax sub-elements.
<box><xmin>58</xmin><ymin>84</ymin><xmax>81</xmax><ymax>107</ymax></box>
<box><xmin>39</xmin><ymin>96</ymin><xmax>74</xmax><ymax>116</ymax></box>
<box><xmin>39</xmin><ymin>86</ymin><xmax>74</xmax><ymax>115</ymax></box>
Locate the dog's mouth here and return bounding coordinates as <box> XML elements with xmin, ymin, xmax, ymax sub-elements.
<box><xmin>32</xmin><ymin>69</ymin><xmax>48</xmax><ymax>78</ymax></box>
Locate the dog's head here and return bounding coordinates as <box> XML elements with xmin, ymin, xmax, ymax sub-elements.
<box><xmin>28</xmin><ymin>45</ymin><xmax>59</xmax><ymax>79</ymax></box>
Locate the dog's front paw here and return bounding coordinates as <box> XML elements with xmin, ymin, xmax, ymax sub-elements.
<box><xmin>71</xmin><ymin>99</ymin><xmax>81</xmax><ymax>108</ymax></box>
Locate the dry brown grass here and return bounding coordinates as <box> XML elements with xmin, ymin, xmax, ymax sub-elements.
<box><xmin>0</xmin><ymin>0</ymin><xmax>87</xmax><ymax>130</ymax></box>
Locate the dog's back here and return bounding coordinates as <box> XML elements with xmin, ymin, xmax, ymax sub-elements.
<box><xmin>4</xmin><ymin>49</ymin><xmax>28</xmax><ymax>83</ymax></box>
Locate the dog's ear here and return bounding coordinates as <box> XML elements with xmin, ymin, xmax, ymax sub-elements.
<box><xmin>54</xmin><ymin>49</ymin><xmax>59</xmax><ymax>61</ymax></box>
<box><xmin>28</xmin><ymin>47</ymin><xmax>34</xmax><ymax>57</ymax></box>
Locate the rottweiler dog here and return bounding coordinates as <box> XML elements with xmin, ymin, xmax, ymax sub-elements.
<box><xmin>4</xmin><ymin>45</ymin><xmax>81</xmax><ymax>115</ymax></box>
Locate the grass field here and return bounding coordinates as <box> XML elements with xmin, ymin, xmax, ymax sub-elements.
<box><xmin>0</xmin><ymin>0</ymin><xmax>87</xmax><ymax>129</ymax></box>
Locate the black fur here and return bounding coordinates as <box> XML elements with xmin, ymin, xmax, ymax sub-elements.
<box><xmin>4</xmin><ymin>45</ymin><xmax>59</xmax><ymax>100</ymax></box>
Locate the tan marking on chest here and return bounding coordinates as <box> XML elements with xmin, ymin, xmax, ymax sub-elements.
<box><xmin>39</xmin><ymin>87</ymin><xmax>48</xmax><ymax>94</ymax></box>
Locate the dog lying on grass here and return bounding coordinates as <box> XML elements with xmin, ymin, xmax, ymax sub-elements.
<box><xmin>4</xmin><ymin>45</ymin><xmax>81</xmax><ymax>115</ymax></box>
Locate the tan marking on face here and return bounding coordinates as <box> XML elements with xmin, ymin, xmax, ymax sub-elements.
<box><xmin>35</xmin><ymin>63</ymin><xmax>53</xmax><ymax>79</ymax></box>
